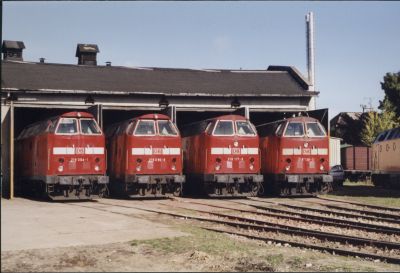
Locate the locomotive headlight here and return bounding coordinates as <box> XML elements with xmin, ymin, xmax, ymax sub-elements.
<box><xmin>249</xmin><ymin>157</ymin><xmax>255</xmax><ymax>170</ymax></box>
<box><xmin>94</xmin><ymin>165</ymin><xmax>100</xmax><ymax>171</ymax></box>
<box><xmin>136</xmin><ymin>158</ymin><xmax>142</xmax><ymax>171</ymax></box>
<box><xmin>285</xmin><ymin>165</ymin><xmax>290</xmax><ymax>171</ymax></box>
<box><xmin>58</xmin><ymin>165</ymin><xmax>64</xmax><ymax>172</ymax></box>
<box><xmin>320</xmin><ymin>158</ymin><xmax>325</xmax><ymax>163</ymax></box>
<box><xmin>58</xmin><ymin>158</ymin><xmax>64</xmax><ymax>164</ymax></box>
<box><xmin>215</xmin><ymin>158</ymin><xmax>222</xmax><ymax>171</ymax></box>
<box><xmin>171</xmin><ymin>158</ymin><xmax>177</xmax><ymax>171</ymax></box>
<box><xmin>304</xmin><ymin>142</ymin><xmax>309</xmax><ymax>148</ymax></box>
<box><xmin>95</xmin><ymin>157</ymin><xmax>100</xmax><ymax>163</ymax></box>
<box><xmin>320</xmin><ymin>165</ymin><xmax>325</xmax><ymax>171</ymax></box>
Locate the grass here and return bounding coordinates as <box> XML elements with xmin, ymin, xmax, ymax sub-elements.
<box><xmin>128</xmin><ymin>221</ymin><xmax>400</xmax><ymax>272</ymax></box>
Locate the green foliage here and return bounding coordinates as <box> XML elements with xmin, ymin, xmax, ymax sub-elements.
<box><xmin>379</xmin><ymin>72</ymin><xmax>400</xmax><ymax>118</ymax></box>
<box><xmin>359</xmin><ymin>72</ymin><xmax>400</xmax><ymax>146</ymax></box>
<box><xmin>360</xmin><ymin>100</ymin><xmax>399</xmax><ymax>146</ymax></box>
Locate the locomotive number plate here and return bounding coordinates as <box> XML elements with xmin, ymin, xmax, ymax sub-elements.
<box><xmin>303</xmin><ymin>148</ymin><xmax>311</xmax><ymax>155</ymax></box>
<box><xmin>232</xmin><ymin>148</ymin><xmax>241</xmax><ymax>155</ymax></box>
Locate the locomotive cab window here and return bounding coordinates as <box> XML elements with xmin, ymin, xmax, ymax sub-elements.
<box><xmin>213</xmin><ymin>120</ymin><xmax>234</xmax><ymax>136</ymax></box>
<box><xmin>306</xmin><ymin>122</ymin><xmax>326</xmax><ymax>137</ymax></box>
<box><xmin>56</xmin><ymin>118</ymin><xmax>78</xmax><ymax>134</ymax></box>
<box><xmin>157</xmin><ymin>120</ymin><xmax>178</xmax><ymax>136</ymax></box>
<box><xmin>80</xmin><ymin>119</ymin><xmax>102</xmax><ymax>135</ymax></box>
<box><xmin>236</xmin><ymin>121</ymin><xmax>256</xmax><ymax>136</ymax></box>
<box><xmin>284</xmin><ymin>122</ymin><xmax>304</xmax><ymax>137</ymax></box>
<box><xmin>134</xmin><ymin>120</ymin><xmax>156</xmax><ymax>136</ymax></box>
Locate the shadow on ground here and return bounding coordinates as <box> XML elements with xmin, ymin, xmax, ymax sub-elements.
<box><xmin>329</xmin><ymin>185</ymin><xmax>400</xmax><ymax>198</ymax></box>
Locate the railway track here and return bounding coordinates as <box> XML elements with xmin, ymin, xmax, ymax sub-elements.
<box><xmin>316</xmin><ymin>196</ymin><xmax>400</xmax><ymax>213</ymax></box>
<box><xmin>296</xmin><ymin>199</ymin><xmax>400</xmax><ymax>220</ymax></box>
<box><xmin>66</xmin><ymin>200</ymin><xmax>400</xmax><ymax>264</ymax></box>
<box><xmin>179</xmin><ymin>199</ymin><xmax>400</xmax><ymax>235</ymax></box>
<box><xmin>249</xmin><ymin>198</ymin><xmax>400</xmax><ymax>225</ymax></box>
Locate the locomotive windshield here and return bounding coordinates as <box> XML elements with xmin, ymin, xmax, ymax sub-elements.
<box><xmin>236</xmin><ymin>121</ymin><xmax>256</xmax><ymax>136</ymax></box>
<box><xmin>306</xmin><ymin>122</ymin><xmax>326</xmax><ymax>137</ymax></box>
<box><xmin>284</xmin><ymin>122</ymin><xmax>304</xmax><ymax>137</ymax></box>
<box><xmin>56</xmin><ymin>118</ymin><xmax>78</xmax><ymax>134</ymax></box>
<box><xmin>80</xmin><ymin>119</ymin><xmax>102</xmax><ymax>135</ymax></box>
<box><xmin>134</xmin><ymin>120</ymin><xmax>156</xmax><ymax>135</ymax></box>
<box><xmin>158</xmin><ymin>120</ymin><xmax>178</xmax><ymax>136</ymax></box>
<box><xmin>213</xmin><ymin>121</ymin><xmax>234</xmax><ymax>135</ymax></box>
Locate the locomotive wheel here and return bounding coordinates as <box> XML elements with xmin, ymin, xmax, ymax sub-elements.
<box><xmin>173</xmin><ymin>183</ymin><xmax>183</xmax><ymax>197</ymax></box>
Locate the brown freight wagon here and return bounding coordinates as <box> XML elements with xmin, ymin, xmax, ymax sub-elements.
<box><xmin>341</xmin><ymin>146</ymin><xmax>372</xmax><ymax>181</ymax></box>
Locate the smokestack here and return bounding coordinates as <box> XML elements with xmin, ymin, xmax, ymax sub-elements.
<box><xmin>75</xmin><ymin>43</ymin><xmax>99</xmax><ymax>65</ymax></box>
<box><xmin>306</xmin><ymin>12</ymin><xmax>315</xmax><ymax>91</ymax></box>
<box><xmin>2</xmin><ymin>40</ymin><xmax>25</xmax><ymax>61</ymax></box>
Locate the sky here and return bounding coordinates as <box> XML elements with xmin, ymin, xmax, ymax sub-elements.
<box><xmin>3</xmin><ymin>1</ymin><xmax>400</xmax><ymax>119</ymax></box>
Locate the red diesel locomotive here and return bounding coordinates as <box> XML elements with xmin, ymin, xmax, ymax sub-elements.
<box><xmin>15</xmin><ymin>111</ymin><xmax>109</xmax><ymax>200</ymax></box>
<box><xmin>182</xmin><ymin>114</ymin><xmax>263</xmax><ymax>197</ymax></box>
<box><xmin>257</xmin><ymin>116</ymin><xmax>333</xmax><ymax>196</ymax></box>
<box><xmin>105</xmin><ymin>114</ymin><xmax>185</xmax><ymax>197</ymax></box>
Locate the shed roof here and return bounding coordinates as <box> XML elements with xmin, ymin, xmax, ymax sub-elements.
<box><xmin>1</xmin><ymin>60</ymin><xmax>315</xmax><ymax>97</ymax></box>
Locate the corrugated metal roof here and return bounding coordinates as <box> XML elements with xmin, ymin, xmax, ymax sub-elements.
<box><xmin>1</xmin><ymin>61</ymin><xmax>315</xmax><ymax>97</ymax></box>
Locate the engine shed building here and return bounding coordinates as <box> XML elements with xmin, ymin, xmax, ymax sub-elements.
<box><xmin>1</xmin><ymin>41</ymin><xmax>323</xmax><ymax>198</ymax></box>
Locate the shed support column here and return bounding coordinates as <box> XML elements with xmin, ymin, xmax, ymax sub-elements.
<box><xmin>9</xmin><ymin>102</ymin><xmax>14</xmax><ymax>199</ymax></box>
<box><xmin>162</xmin><ymin>106</ymin><xmax>177</xmax><ymax>124</ymax></box>
<box><xmin>233</xmin><ymin>107</ymin><xmax>249</xmax><ymax>119</ymax></box>
<box><xmin>87</xmin><ymin>104</ymin><xmax>103</xmax><ymax>129</ymax></box>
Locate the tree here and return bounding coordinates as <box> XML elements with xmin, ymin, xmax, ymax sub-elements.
<box><xmin>379</xmin><ymin>72</ymin><xmax>400</xmax><ymax>118</ymax></box>
<box><xmin>360</xmin><ymin>100</ymin><xmax>399</xmax><ymax>146</ymax></box>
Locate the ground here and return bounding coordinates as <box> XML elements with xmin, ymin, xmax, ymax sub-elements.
<box><xmin>2</xmin><ymin>183</ymin><xmax>400</xmax><ymax>272</ymax></box>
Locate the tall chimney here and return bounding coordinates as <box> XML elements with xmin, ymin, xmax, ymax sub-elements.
<box><xmin>306</xmin><ymin>12</ymin><xmax>315</xmax><ymax>91</ymax></box>
<box><xmin>2</xmin><ymin>40</ymin><xmax>25</xmax><ymax>61</ymax></box>
<box><xmin>75</xmin><ymin>43</ymin><xmax>99</xmax><ymax>65</ymax></box>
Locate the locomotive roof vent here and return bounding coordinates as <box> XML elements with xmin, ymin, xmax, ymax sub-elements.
<box><xmin>2</xmin><ymin>40</ymin><xmax>25</xmax><ymax>61</ymax></box>
<box><xmin>75</xmin><ymin>43</ymin><xmax>99</xmax><ymax>66</ymax></box>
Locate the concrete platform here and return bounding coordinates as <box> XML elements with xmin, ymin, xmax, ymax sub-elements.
<box><xmin>1</xmin><ymin>198</ymin><xmax>186</xmax><ymax>251</ymax></box>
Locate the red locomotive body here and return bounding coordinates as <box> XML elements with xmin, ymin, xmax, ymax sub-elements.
<box><xmin>15</xmin><ymin>111</ymin><xmax>109</xmax><ymax>200</ymax></box>
<box><xmin>105</xmin><ymin>114</ymin><xmax>185</xmax><ymax>197</ymax></box>
<box><xmin>258</xmin><ymin>116</ymin><xmax>333</xmax><ymax>196</ymax></box>
<box><xmin>182</xmin><ymin>115</ymin><xmax>263</xmax><ymax>197</ymax></box>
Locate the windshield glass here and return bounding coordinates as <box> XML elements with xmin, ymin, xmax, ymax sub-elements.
<box><xmin>80</xmin><ymin>119</ymin><xmax>101</xmax><ymax>135</ymax></box>
<box><xmin>56</xmin><ymin>118</ymin><xmax>78</xmax><ymax>134</ymax></box>
<box><xmin>284</xmin><ymin>122</ymin><xmax>304</xmax><ymax>137</ymax></box>
<box><xmin>236</xmin><ymin>121</ymin><xmax>256</xmax><ymax>136</ymax></box>
<box><xmin>158</xmin><ymin>120</ymin><xmax>178</xmax><ymax>136</ymax></box>
<box><xmin>306</xmin><ymin>122</ymin><xmax>326</xmax><ymax>137</ymax></box>
<box><xmin>213</xmin><ymin>121</ymin><xmax>234</xmax><ymax>135</ymax></box>
<box><xmin>134</xmin><ymin>120</ymin><xmax>155</xmax><ymax>135</ymax></box>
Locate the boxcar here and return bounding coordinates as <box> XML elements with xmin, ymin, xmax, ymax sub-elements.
<box><xmin>257</xmin><ymin>116</ymin><xmax>333</xmax><ymax>196</ymax></box>
<box><xmin>181</xmin><ymin>114</ymin><xmax>263</xmax><ymax>197</ymax></box>
<box><xmin>340</xmin><ymin>145</ymin><xmax>372</xmax><ymax>182</ymax></box>
<box><xmin>371</xmin><ymin>127</ymin><xmax>400</xmax><ymax>188</ymax></box>
<box><xmin>15</xmin><ymin>111</ymin><xmax>109</xmax><ymax>200</ymax></box>
<box><xmin>105</xmin><ymin>114</ymin><xmax>185</xmax><ymax>197</ymax></box>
